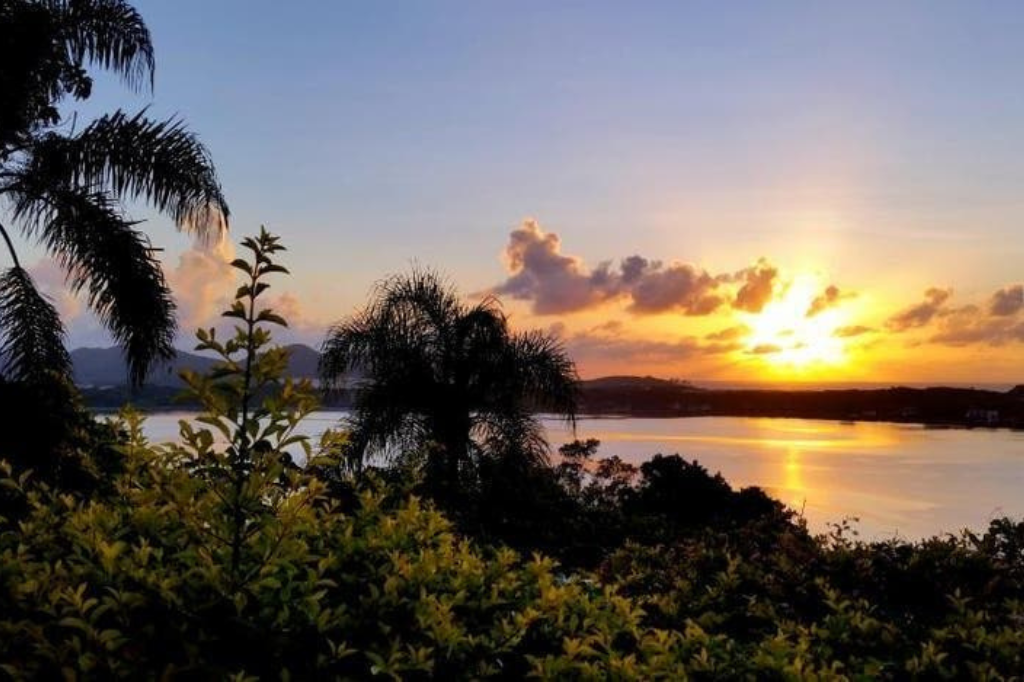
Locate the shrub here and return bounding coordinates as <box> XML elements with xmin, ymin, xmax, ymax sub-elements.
<box><xmin>0</xmin><ymin>230</ymin><xmax>718</xmax><ymax>678</ymax></box>
<box><xmin>2</xmin><ymin>228</ymin><xmax>1023</xmax><ymax>679</ymax></box>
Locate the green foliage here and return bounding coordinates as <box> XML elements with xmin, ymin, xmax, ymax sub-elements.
<box><xmin>603</xmin><ymin>518</ymin><xmax>1024</xmax><ymax>678</ymax></box>
<box><xmin>0</xmin><ymin>235</ymin><xmax>712</xmax><ymax>677</ymax></box>
<box><xmin>166</xmin><ymin>226</ymin><xmax>319</xmax><ymax>590</ymax></box>
<box><xmin>2</xmin><ymin>229</ymin><xmax>1023</xmax><ymax>679</ymax></box>
<box><xmin>1</xmin><ymin>455</ymin><xmax>720</xmax><ymax>679</ymax></box>
<box><xmin>464</xmin><ymin>441</ymin><xmax>796</xmax><ymax>570</ymax></box>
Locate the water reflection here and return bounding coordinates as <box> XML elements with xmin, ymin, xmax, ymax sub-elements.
<box><xmin>780</xmin><ymin>447</ymin><xmax>807</xmax><ymax>513</ymax></box>
<box><xmin>545</xmin><ymin>416</ymin><xmax>1024</xmax><ymax>540</ymax></box>
<box><xmin>139</xmin><ymin>412</ymin><xmax>1024</xmax><ymax>540</ymax></box>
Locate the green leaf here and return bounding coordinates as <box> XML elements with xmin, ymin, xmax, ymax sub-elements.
<box><xmin>256</xmin><ymin>310</ymin><xmax>288</xmax><ymax>327</ymax></box>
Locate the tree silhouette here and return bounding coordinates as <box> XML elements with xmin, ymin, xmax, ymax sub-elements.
<box><xmin>320</xmin><ymin>270</ymin><xmax>579</xmax><ymax>503</ymax></box>
<box><xmin>0</xmin><ymin>0</ymin><xmax>229</xmax><ymax>386</ymax></box>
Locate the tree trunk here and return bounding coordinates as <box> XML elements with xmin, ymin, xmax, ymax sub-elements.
<box><xmin>430</xmin><ymin>409</ymin><xmax>471</xmax><ymax>506</ymax></box>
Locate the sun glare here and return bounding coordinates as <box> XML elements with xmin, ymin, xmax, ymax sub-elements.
<box><xmin>743</xmin><ymin>274</ymin><xmax>849</xmax><ymax>372</ymax></box>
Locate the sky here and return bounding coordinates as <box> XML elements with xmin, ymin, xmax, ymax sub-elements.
<box><xmin>29</xmin><ymin>1</ymin><xmax>1024</xmax><ymax>384</ymax></box>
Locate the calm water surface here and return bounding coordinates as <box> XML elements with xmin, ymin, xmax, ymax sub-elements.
<box><xmin>140</xmin><ymin>412</ymin><xmax>1024</xmax><ymax>540</ymax></box>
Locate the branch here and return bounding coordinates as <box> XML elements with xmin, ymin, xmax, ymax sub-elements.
<box><xmin>0</xmin><ymin>221</ymin><xmax>21</xmax><ymax>268</ymax></box>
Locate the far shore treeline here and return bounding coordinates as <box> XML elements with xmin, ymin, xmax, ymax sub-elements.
<box><xmin>75</xmin><ymin>346</ymin><xmax>1024</xmax><ymax>429</ymax></box>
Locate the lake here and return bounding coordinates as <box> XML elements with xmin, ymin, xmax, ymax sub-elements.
<box><xmin>139</xmin><ymin>412</ymin><xmax>1024</xmax><ymax>541</ymax></box>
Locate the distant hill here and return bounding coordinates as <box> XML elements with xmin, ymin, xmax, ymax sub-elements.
<box><xmin>72</xmin><ymin>344</ymin><xmax>321</xmax><ymax>387</ymax></box>
<box><xmin>283</xmin><ymin>344</ymin><xmax>320</xmax><ymax>378</ymax></box>
<box><xmin>581</xmin><ymin>375</ymin><xmax>699</xmax><ymax>391</ymax></box>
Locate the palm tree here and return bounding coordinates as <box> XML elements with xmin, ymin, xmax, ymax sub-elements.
<box><xmin>0</xmin><ymin>0</ymin><xmax>229</xmax><ymax>387</ymax></box>
<box><xmin>320</xmin><ymin>270</ymin><xmax>579</xmax><ymax>503</ymax></box>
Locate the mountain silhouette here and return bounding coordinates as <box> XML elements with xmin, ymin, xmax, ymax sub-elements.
<box><xmin>72</xmin><ymin>344</ymin><xmax>321</xmax><ymax>387</ymax></box>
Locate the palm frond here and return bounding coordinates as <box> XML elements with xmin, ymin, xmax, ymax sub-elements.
<box><xmin>348</xmin><ymin>385</ymin><xmax>431</xmax><ymax>465</ymax></box>
<box><xmin>53</xmin><ymin>0</ymin><xmax>155</xmax><ymax>90</ymax></box>
<box><xmin>473</xmin><ymin>411</ymin><xmax>550</xmax><ymax>468</ymax></box>
<box><xmin>319</xmin><ymin>316</ymin><xmax>374</xmax><ymax>390</ymax></box>
<box><xmin>0</xmin><ymin>265</ymin><xmax>71</xmax><ymax>383</ymax></box>
<box><xmin>507</xmin><ymin>329</ymin><xmax>580</xmax><ymax>424</ymax></box>
<box><xmin>10</xmin><ymin>186</ymin><xmax>175</xmax><ymax>386</ymax></box>
<box><xmin>24</xmin><ymin>109</ymin><xmax>228</xmax><ymax>235</ymax></box>
<box><xmin>322</xmin><ymin>270</ymin><xmax>458</xmax><ymax>392</ymax></box>
<box><xmin>378</xmin><ymin>268</ymin><xmax>463</xmax><ymax>332</ymax></box>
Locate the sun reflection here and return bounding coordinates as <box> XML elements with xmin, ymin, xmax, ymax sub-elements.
<box><xmin>783</xmin><ymin>447</ymin><xmax>805</xmax><ymax>503</ymax></box>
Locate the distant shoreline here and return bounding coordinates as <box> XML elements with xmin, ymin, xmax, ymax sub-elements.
<box><xmin>576</xmin><ymin>382</ymin><xmax>1024</xmax><ymax>430</ymax></box>
<box><xmin>84</xmin><ymin>381</ymin><xmax>1024</xmax><ymax>431</ymax></box>
<box><xmin>571</xmin><ymin>411</ymin><xmax>1024</xmax><ymax>431</ymax></box>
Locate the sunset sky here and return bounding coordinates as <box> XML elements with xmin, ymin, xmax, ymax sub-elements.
<box><xmin>35</xmin><ymin>1</ymin><xmax>1024</xmax><ymax>384</ymax></box>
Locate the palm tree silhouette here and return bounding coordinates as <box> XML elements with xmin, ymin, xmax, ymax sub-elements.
<box><xmin>0</xmin><ymin>0</ymin><xmax>228</xmax><ymax>386</ymax></box>
<box><xmin>320</xmin><ymin>270</ymin><xmax>579</xmax><ymax>503</ymax></box>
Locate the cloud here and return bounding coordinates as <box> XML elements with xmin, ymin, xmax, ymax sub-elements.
<box><xmin>878</xmin><ymin>283</ymin><xmax>1024</xmax><ymax>347</ymax></box>
<box><xmin>491</xmin><ymin>220</ymin><xmax>620</xmax><ymax>314</ymax></box>
<box><xmin>833</xmin><ymin>325</ymin><xmax>875</xmax><ymax>338</ymax></box>
<box><xmin>263</xmin><ymin>291</ymin><xmax>328</xmax><ymax>344</ymax></box>
<box><xmin>26</xmin><ymin>258</ymin><xmax>81</xmax><ymax>320</ymax></box>
<box><xmin>807</xmin><ymin>284</ymin><xmax>853</xmax><ymax>317</ymax></box>
<box><xmin>625</xmin><ymin>260</ymin><xmax>724</xmax><ymax>315</ymax></box>
<box><xmin>705</xmin><ymin>324</ymin><xmax>750</xmax><ymax>342</ymax></box>
<box><xmin>885</xmin><ymin>287</ymin><xmax>952</xmax><ymax>332</ymax></box>
<box><xmin>166</xmin><ymin>234</ymin><xmax>237</xmax><ymax>333</ymax></box>
<box><xmin>731</xmin><ymin>259</ymin><xmax>778</xmax><ymax>313</ymax></box>
<box><xmin>554</xmin><ymin>321</ymin><xmax>742</xmax><ymax>367</ymax></box>
<box><xmin>931</xmin><ymin>319</ymin><xmax>1024</xmax><ymax>347</ymax></box>
<box><xmin>490</xmin><ymin>219</ymin><xmax>777</xmax><ymax>317</ymax></box>
<box><xmin>747</xmin><ymin>343</ymin><xmax>782</xmax><ymax>355</ymax></box>
<box><xmin>929</xmin><ymin>303</ymin><xmax>1024</xmax><ymax>347</ymax></box>
<box><xmin>589</xmin><ymin>319</ymin><xmax>625</xmax><ymax>335</ymax></box>
<box><xmin>989</xmin><ymin>285</ymin><xmax>1023</xmax><ymax>317</ymax></box>
<box><xmin>266</xmin><ymin>292</ymin><xmax>303</xmax><ymax>325</ymax></box>
<box><xmin>567</xmin><ymin>334</ymin><xmax>705</xmax><ymax>365</ymax></box>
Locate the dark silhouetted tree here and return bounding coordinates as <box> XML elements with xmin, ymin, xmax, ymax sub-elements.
<box><xmin>320</xmin><ymin>270</ymin><xmax>579</xmax><ymax>503</ymax></box>
<box><xmin>0</xmin><ymin>0</ymin><xmax>229</xmax><ymax>387</ymax></box>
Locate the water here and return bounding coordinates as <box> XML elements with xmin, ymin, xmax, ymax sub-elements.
<box><xmin>139</xmin><ymin>412</ymin><xmax>1024</xmax><ymax>541</ymax></box>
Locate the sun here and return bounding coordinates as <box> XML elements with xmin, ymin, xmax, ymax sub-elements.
<box><xmin>743</xmin><ymin>274</ymin><xmax>849</xmax><ymax>372</ymax></box>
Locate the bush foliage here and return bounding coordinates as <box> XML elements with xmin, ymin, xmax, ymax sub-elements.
<box><xmin>2</xmin><ymin>230</ymin><xmax>1023</xmax><ymax>679</ymax></box>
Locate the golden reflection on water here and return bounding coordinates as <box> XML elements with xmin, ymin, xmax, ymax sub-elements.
<box><xmin>587</xmin><ymin>420</ymin><xmax>913</xmax><ymax>533</ymax></box>
<box><xmin>592</xmin><ymin>424</ymin><xmax>899</xmax><ymax>452</ymax></box>
<box><xmin>140</xmin><ymin>413</ymin><xmax>1024</xmax><ymax>539</ymax></box>
<box><xmin>782</xmin><ymin>447</ymin><xmax>806</xmax><ymax>503</ymax></box>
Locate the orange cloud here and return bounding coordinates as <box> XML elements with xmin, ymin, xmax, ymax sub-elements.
<box><xmin>807</xmin><ymin>284</ymin><xmax>854</xmax><ymax>318</ymax></box>
<box><xmin>989</xmin><ymin>285</ymin><xmax>1023</xmax><ymax>317</ymax></box>
<box><xmin>166</xmin><ymin>234</ymin><xmax>237</xmax><ymax>332</ymax></box>
<box><xmin>886</xmin><ymin>287</ymin><xmax>952</xmax><ymax>332</ymax></box>
<box><xmin>491</xmin><ymin>219</ymin><xmax>781</xmax><ymax>317</ymax></box>
<box><xmin>731</xmin><ymin>259</ymin><xmax>778</xmax><ymax>314</ymax></box>
<box><xmin>833</xmin><ymin>325</ymin><xmax>874</xmax><ymax>338</ymax></box>
<box><xmin>705</xmin><ymin>324</ymin><xmax>751</xmax><ymax>341</ymax></box>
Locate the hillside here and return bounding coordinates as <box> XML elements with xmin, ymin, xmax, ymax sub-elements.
<box><xmin>73</xmin><ymin>344</ymin><xmax>321</xmax><ymax>388</ymax></box>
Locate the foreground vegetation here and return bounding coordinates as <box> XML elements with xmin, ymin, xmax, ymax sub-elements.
<box><xmin>1</xmin><ymin>230</ymin><xmax>1022</xmax><ymax>679</ymax></box>
<box><xmin>3</xmin><ymin>3</ymin><xmax>1021</xmax><ymax>678</ymax></box>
